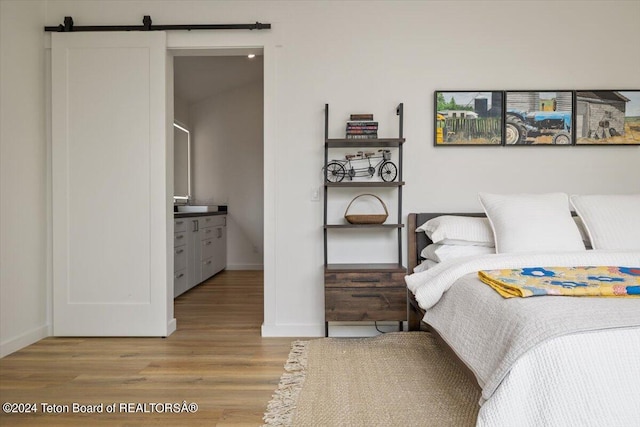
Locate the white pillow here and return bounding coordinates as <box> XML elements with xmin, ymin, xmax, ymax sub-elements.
<box><xmin>570</xmin><ymin>194</ymin><xmax>640</xmax><ymax>250</ymax></box>
<box><xmin>479</xmin><ymin>192</ymin><xmax>585</xmax><ymax>254</ymax></box>
<box><xmin>420</xmin><ymin>243</ymin><xmax>495</xmax><ymax>263</ymax></box>
<box><xmin>573</xmin><ymin>216</ymin><xmax>592</xmax><ymax>249</ymax></box>
<box><xmin>413</xmin><ymin>259</ymin><xmax>438</xmax><ymax>273</ymax></box>
<box><xmin>415</xmin><ymin>215</ymin><xmax>494</xmax><ymax>247</ymax></box>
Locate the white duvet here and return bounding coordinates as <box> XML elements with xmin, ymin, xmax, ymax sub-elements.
<box><xmin>405</xmin><ymin>250</ymin><xmax>640</xmax><ymax>427</ymax></box>
<box><xmin>478</xmin><ymin>327</ymin><xmax>640</xmax><ymax>427</ymax></box>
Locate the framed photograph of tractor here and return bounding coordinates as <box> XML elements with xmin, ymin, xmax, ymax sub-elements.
<box><xmin>574</xmin><ymin>90</ymin><xmax>640</xmax><ymax>145</ymax></box>
<box><xmin>434</xmin><ymin>91</ymin><xmax>503</xmax><ymax>146</ymax></box>
<box><xmin>504</xmin><ymin>91</ymin><xmax>574</xmax><ymax>145</ymax></box>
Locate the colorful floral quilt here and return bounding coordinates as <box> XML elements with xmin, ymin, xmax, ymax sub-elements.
<box><xmin>478</xmin><ymin>266</ymin><xmax>640</xmax><ymax>298</ymax></box>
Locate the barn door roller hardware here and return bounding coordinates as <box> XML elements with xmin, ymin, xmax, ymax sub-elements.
<box><xmin>45</xmin><ymin>16</ymin><xmax>271</xmax><ymax>32</ymax></box>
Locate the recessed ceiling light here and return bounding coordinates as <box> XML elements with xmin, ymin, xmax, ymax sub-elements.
<box><xmin>247</xmin><ymin>54</ymin><xmax>256</xmax><ymax>59</ymax></box>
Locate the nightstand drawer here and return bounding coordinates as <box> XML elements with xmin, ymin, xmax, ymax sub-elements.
<box><xmin>325</xmin><ymin>287</ymin><xmax>406</xmax><ymax>321</ymax></box>
<box><xmin>325</xmin><ymin>271</ymin><xmax>405</xmax><ymax>288</ymax></box>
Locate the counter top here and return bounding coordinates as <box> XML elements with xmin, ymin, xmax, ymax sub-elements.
<box><xmin>174</xmin><ymin>211</ymin><xmax>227</xmax><ymax>218</ymax></box>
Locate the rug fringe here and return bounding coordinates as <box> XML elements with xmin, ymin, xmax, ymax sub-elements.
<box><xmin>262</xmin><ymin>340</ymin><xmax>310</xmax><ymax>426</ymax></box>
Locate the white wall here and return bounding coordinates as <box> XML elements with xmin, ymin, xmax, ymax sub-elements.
<box><xmin>1</xmin><ymin>1</ymin><xmax>639</xmax><ymax>353</ymax></box>
<box><xmin>0</xmin><ymin>0</ymin><xmax>49</xmax><ymax>357</ymax></box>
<box><xmin>174</xmin><ymin>95</ymin><xmax>190</xmax><ymax>128</ymax></box>
<box><xmin>190</xmin><ymin>80</ymin><xmax>264</xmax><ymax>270</ymax></box>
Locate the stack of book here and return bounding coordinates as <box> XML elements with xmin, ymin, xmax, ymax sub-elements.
<box><xmin>346</xmin><ymin>113</ymin><xmax>378</xmax><ymax>139</ymax></box>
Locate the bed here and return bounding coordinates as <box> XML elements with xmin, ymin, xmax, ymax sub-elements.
<box><xmin>405</xmin><ymin>193</ymin><xmax>640</xmax><ymax>427</ymax></box>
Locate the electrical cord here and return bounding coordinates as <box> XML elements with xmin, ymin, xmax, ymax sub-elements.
<box><xmin>375</xmin><ymin>321</ymin><xmax>402</xmax><ymax>334</ymax></box>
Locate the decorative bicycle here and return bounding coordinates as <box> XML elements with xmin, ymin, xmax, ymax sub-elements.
<box><xmin>324</xmin><ymin>149</ymin><xmax>397</xmax><ymax>182</ymax></box>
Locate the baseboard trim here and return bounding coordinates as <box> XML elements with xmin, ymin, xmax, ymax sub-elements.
<box><xmin>261</xmin><ymin>322</ymin><xmax>407</xmax><ymax>338</ymax></box>
<box><xmin>166</xmin><ymin>318</ymin><xmax>177</xmax><ymax>336</ymax></box>
<box><xmin>261</xmin><ymin>323</ymin><xmax>324</xmax><ymax>338</ymax></box>
<box><xmin>226</xmin><ymin>263</ymin><xmax>263</xmax><ymax>271</ymax></box>
<box><xmin>0</xmin><ymin>324</ymin><xmax>50</xmax><ymax>358</ymax></box>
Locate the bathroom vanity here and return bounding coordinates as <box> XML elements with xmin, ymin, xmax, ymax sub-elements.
<box><xmin>173</xmin><ymin>211</ymin><xmax>227</xmax><ymax>297</ymax></box>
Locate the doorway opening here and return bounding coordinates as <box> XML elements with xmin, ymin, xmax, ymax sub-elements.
<box><xmin>171</xmin><ymin>50</ymin><xmax>265</xmax><ymax>318</ymax></box>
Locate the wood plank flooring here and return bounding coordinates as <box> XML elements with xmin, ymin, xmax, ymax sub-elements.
<box><xmin>0</xmin><ymin>271</ymin><xmax>295</xmax><ymax>426</ymax></box>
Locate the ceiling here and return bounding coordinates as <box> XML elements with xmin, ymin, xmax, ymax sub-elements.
<box><xmin>174</xmin><ymin>55</ymin><xmax>263</xmax><ymax>105</ymax></box>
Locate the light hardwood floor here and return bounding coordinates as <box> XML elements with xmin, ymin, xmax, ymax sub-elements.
<box><xmin>0</xmin><ymin>271</ymin><xmax>295</xmax><ymax>426</ymax></box>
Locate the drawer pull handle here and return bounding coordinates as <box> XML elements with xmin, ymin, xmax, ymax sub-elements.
<box><xmin>206</xmin><ymin>241</ymin><xmax>212</xmax><ymax>246</ymax></box>
<box><xmin>176</xmin><ymin>235</ymin><xmax>184</xmax><ymax>239</ymax></box>
<box><xmin>351</xmin><ymin>293</ymin><xmax>391</xmax><ymax>307</ymax></box>
<box><xmin>175</xmin><ymin>273</ymin><xmax>184</xmax><ymax>279</ymax></box>
<box><xmin>176</xmin><ymin>221</ymin><xmax>184</xmax><ymax>225</ymax></box>
<box><xmin>205</xmin><ymin>260</ymin><xmax>212</xmax><ymax>265</ymax></box>
<box><xmin>175</xmin><ymin>249</ymin><xmax>184</xmax><ymax>254</ymax></box>
<box><xmin>350</xmin><ymin>278</ymin><xmax>380</xmax><ymax>283</ymax></box>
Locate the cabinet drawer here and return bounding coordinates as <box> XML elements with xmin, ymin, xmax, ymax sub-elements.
<box><xmin>174</xmin><ymin>246</ymin><xmax>187</xmax><ymax>271</ymax></box>
<box><xmin>325</xmin><ymin>287</ymin><xmax>406</xmax><ymax>321</ymax></box>
<box><xmin>201</xmin><ymin>215</ymin><xmax>226</xmax><ymax>228</ymax></box>
<box><xmin>174</xmin><ymin>232</ymin><xmax>187</xmax><ymax>247</ymax></box>
<box><xmin>201</xmin><ymin>257</ymin><xmax>215</xmax><ymax>280</ymax></box>
<box><xmin>201</xmin><ymin>225</ymin><xmax>224</xmax><ymax>241</ymax></box>
<box><xmin>174</xmin><ymin>268</ymin><xmax>187</xmax><ymax>297</ymax></box>
<box><xmin>200</xmin><ymin>226</ymin><xmax>216</xmax><ymax>240</ymax></box>
<box><xmin>325</xmin><ymin>271</ymin><xmax>406</xmax><ymax>288</ymax></box>
<box><xmin>174</xmin><ymin>218</ymin><xmax>187</xmax><ymax>233</ymax></box>
<box><xmin>201</xmin><ymin>238</ymin><xmax>214</xmax><ymax>260</ymax></box>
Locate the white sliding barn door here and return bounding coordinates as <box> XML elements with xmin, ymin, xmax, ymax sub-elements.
<box><xmin>52</xmin><ymin>32</ymin><xmax>171</xmax><ymax>336</ymax></box>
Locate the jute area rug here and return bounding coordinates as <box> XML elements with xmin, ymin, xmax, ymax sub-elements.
<box><xmin>263</xmin><ymin>332</ymin><xmax>481</xmax><ymax>427</ymax></box>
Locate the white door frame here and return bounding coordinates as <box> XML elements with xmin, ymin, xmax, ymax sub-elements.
<box><xmin>167</xmin><ymin>32</ymin><xmax>277</xmax><ymax>334</ymax></box>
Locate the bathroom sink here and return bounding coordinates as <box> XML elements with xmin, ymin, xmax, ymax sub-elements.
<box><xmin>177</xmin><ymin>205</ymin><xmax>218</xmax><ymax>213</ymax></box>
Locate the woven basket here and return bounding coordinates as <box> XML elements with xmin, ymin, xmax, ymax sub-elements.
<box><xmin>344</xmin><ymin>194</ymin><xmax>389</xmax><ymax>224</ymax></box>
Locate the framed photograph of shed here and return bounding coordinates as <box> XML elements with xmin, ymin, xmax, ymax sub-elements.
<box><xmin>434</xmin><ymin>91</ymin><xmax>503</xmax><ymax>146</ymax></box>
<box><xmin>504</xmin><ymin>91</ymin><xmax>574</xmax><ymax>145</ymax></box>
<box><xmin>575</xmin><ymin>90</ymin><xmax>640</xmax><ymax>145</ymax></box>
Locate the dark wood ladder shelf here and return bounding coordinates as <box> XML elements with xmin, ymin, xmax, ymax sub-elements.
<box><xmin>323</xmin><ymin>103</ymin><xmax>407</xmax><ymax>337</ymax></box>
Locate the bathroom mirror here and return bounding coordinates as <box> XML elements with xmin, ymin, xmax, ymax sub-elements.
<box><xmin>174</xmin><ymin>122</ymin><xmax>191</xmax><ymax>203</ymax></box>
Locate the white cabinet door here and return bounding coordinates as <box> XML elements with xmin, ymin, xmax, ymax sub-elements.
<box><xmin>187</xmin><ymin>218</ymin><xmax>202</xmax><ymax>288</ymax></box>
<box><xmin>52</xmin><ymin>32</ymin><xmax>170</xmax><ymax>336</ymax></box>
<box><xmin>212</xmin><ymin>224</ymin><xmax>227</xmax><ymax>275</ymax></box>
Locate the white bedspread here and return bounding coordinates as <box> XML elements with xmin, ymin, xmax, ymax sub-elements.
<box><xmin>478</xmin><ymin>327</ymin><xmax>640</xmax><ymax>427</ymax></box>
<box><xmin>421</xmin><ymin>272</ymin><xmax>640</xmax><ymax>401</ymax></box>
<box><xmin>405</xmin><ymin>250</ymin><xmax>640</xmax><ymax>426</ymax></box>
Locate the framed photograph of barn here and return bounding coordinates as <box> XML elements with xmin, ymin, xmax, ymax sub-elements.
<box><xmin>434</xmin><ymin>91</ymin><xmax>503</xmax><ymax>146</ymax></box>
<box><xmin>575</xmin><ymin>90</ymin><xmax>640</xmax><ymax>145</ymax></box>
<box><xmin>504</xmin><ymin>91</ymin><xmax>574</xmax><ymax>145</ymax></box>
